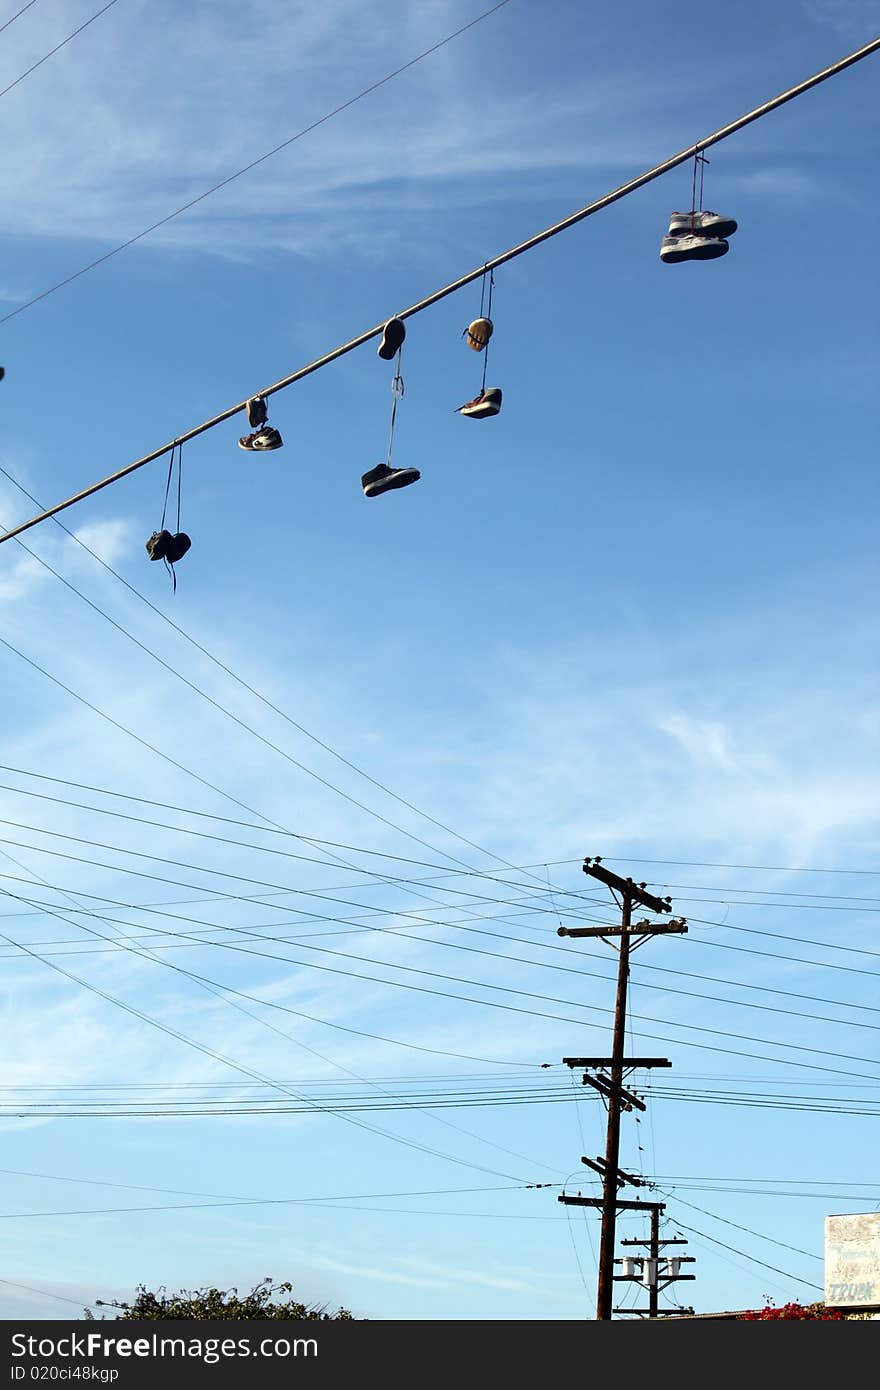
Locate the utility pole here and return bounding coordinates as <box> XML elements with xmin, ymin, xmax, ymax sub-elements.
<box><xmin>556</xmin><ymin>856</ymin><xmax>687</xmax><ymax>1320</ymax></box>
<box><xmin>613</xmin><ymin>1209</ymin><xmax>696</xmax><ymax>1317</ymax></box>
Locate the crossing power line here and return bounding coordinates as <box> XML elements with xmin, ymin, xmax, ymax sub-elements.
<box><xmin>0</xmin><ymin>0</ymin><xmax>514</xmax><ymax>327</ymax></box>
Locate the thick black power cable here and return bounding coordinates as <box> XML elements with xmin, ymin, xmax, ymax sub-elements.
<box><xmin>4</xmin><ymin>33</ymin><xmax>879</xmax><ymax>544</ymax></box>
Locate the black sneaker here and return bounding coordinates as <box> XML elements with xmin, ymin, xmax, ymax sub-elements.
<box><xmin>239</xmin><ymin>426</ymin><xmax>283</xmax><ymax>450</ymax></box>
<box><xmin>361</xmin><ymin>463</ymin><xmax>420</xmax><ymax>497</ymax></box>
<box><xmin>164</xmin><ymin>532</ymin><xmax>191</xmax><ymax>564</ymax></box>
<box><xmin>246</xmin><ymin>396</ymin><xmax>269</xmax><ymax>428</ymax></box>
<box><xmin>146</xmin><ymin>529</ymin><xmax>172</xmax><ymax>561</ymax></box>
<box><xmin>377</xmin><ymin>318</ymin><xmax>406</xmax><ymax>360</ymax></box>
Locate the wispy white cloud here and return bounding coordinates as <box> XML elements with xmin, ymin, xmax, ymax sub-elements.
<box><xmin>71</xmin><ymin>520</ymin><xmax>133</xmax><ymax>567</ymax></box>
<box><xmin>0</xmin><ymin>0</ymin><xmax>712</xmax><ymax>270</ymax></box>
<box><xmin>803</xmin><ymin>0</ymin><xmax>880</xmax><ymax>37</ymax></box>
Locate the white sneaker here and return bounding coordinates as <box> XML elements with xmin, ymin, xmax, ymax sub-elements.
<box><xmin>660</xmin><ymin>233</ymin><xmax>729</xmax><ymax>264</ymax></box>
<box><xmin>668</xmin><ymin>210</ymin><xmax>737</xmax><ymax>239</ymax></box>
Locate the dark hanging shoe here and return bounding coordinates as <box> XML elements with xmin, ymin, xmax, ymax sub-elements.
<box><xmin>361</xmin><ymin>463</ymin><xmax>420</xmax><ymax>497</ymax></box>
<box><xmin>146</xmin><ymin>529</ymin><xmax>172</xmax><ymax>561</ymax></box>
<box><xmin>239</xmin><ymin>426</ymin><xmax>283</xmax><ymax>450</ymax></box>
<box><xmin>246</xmin><ymin>396</ymin><xmax>269</xmax><ymax>428</ymax></box>
<box><xmin>164</xmin><ymin>533</ymin><xmax>191</xmax><ymax>564</ymax></box>
<box><xmin>377</xmin><ymin>317</ymin><xmax>406</xmax><ymax>360</ymax></box>
<box><xmin>457</xmin><ymin>386</ymin><xmax>502</xmax><ymax>419</ymax></box>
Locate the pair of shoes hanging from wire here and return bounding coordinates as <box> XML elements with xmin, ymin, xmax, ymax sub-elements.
<box><xmin>238</xmin><ymin>394</ymin><xmax>283</xmax><ymax>451</ymax></box>
<box><xmin>145</xmin><ymin>440</ymin><xmax>191</xmax><ymax>588</ymax></box>
<box><xmin>660</xmin><ymin>151</ymin><xmax>738</xmax><ymax>264</ymax></box>
<box><xmin>363</xmin><ymin>325</ymin><xmax>420</xmax><ymax>497</ymax></box>
<box><xmin>363</xmin><ymin>277</ymin><xmax>503</xmax><ymax>499</ymax></box>
<box><xmin>457</xmin><ymin>269</ymin><xmax>502</xmax><ymax>419</ymax></box>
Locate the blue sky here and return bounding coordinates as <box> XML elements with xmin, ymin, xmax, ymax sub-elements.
<box><xmin>0</xmin><ymin>0</ymin><xmax>878</xmax><ymax>1321</ymax></box>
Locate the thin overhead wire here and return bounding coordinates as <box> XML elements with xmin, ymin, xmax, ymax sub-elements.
<box><xmin>0</xmin><ymin>465</ymin><xmax>573</xmax><ymax>896</ymax></box>
<box><xmin>3</xmin><ymin>815</ymin><xmax>879</xmax><ymax>1036</ymax></box>
<box><xmin>0</xmin><ymin>526</ymin><xmax>589</xmax><ymax>948</ymax></box>
<box><xmin>0</xmin><ymin>1</ymin><xmax>514</xmax><ymax>327</ymax></box>
<box><xmin>0</xmin><ymin>0</ymin><xmax>121</xmax><ymax>103</ymax></box>
<box><xmin>6</xmin><ymin>763</ymin><xmax>880</xmax><ymax>882</ymax></box>
<box><xmin>2</xmin><ymin>32</ymin><xmax>879</xmax><ymax>545</ymax></box>
<box><xmin>1</xmin><ymin>513</ymin><xmax>564</xmax><ymax>893</ymax></box>
<box><xmin>0</xmin><ymin>842</ymin><xmax>560</xmax><ymax>1175</ymax></box>
<box><xmin>665</xmin><ymin>1213</ymin><xmax>824</xmax><ymax>1294</ymax></box>
<box><xmin>0</xmin><ymin>630</ymin><xmax>589</xmax><ymax>959</ymax></box>
<box><xmin>601</xmin><ymin>854</ymin><xmax>880</xmax><ymax>878</ymax></box>
<box><xmin>2</xmin><ymin>828</ymin><xmax>878</xmax><ymax>1049</ymax></box>
<box><xmin>0</xmin><ymin>2</ymin><xmax>40</xmax><ymax>40</ymax></box>
<box><xmin>0</xmin><ymin>895</ymin><xmax>534</xmax><ymax>1183</ymax></box>
<box><xmin>0</xmin><ymin>1276</ymin><xmax>94</xmax><ymax>1311</ymax></box>
<box><xmin>5</xmin><ymin>871</ymin><xmax>877</xmax><ymax>1082</ymax></box>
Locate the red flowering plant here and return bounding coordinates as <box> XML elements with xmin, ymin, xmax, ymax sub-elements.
<box><xmin>738</xmin><ymin>1297</ymin><xmax>843</xmax><ymax>1320</ymax></box>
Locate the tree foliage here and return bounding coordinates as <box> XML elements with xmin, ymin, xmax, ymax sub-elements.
<box><xmin>87</xmin><ymin>1277</ymin><xmax>353</xmax><ymax>1320</ymax></box>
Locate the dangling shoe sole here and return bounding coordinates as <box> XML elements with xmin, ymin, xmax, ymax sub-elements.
<box><xmin>660</xmin><ymin>233</ymin><xmax>729</xmax><ymax>264</ymax></box>
<box><xmin>239</xmin><ymin>427</ymin><xmax>283</xmax><ymax>450</ymax></box>
<box><xmin>457</xmin><ymin>387</ymin><xmax>502</xmax><ymax>419</ymax></box>
<box><xmin>362</xmin><ymin>463</ymin><xmax>421</xmax><ymax>497</ymax></box>
<box><xmin>377</xmin><ymin>318</ymin><xmax>406</xmax><ymax>360</ymax></box>
<box><xmin>465</xmin><ymin>317</ymin><xmax>493</xmax><ymax>351</ymax></box>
